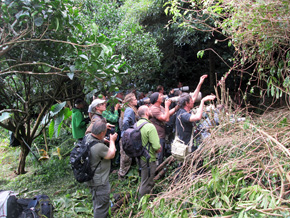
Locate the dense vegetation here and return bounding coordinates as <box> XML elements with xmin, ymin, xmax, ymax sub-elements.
<box><xmin>0</xmin><ymin>0</ymin><xmax>289</xmax><ymax>217</ymax></box>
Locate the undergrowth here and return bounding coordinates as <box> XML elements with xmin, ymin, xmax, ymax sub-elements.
<box><xmin>1</xmin><ymin>108</ymin><xmax>290</xmax><ymax>217</ymax></box>
<box><xmin>0</xmin><ymin>131</ymin><xmax>147</xmax><ymax>217</ymax></box>
<box><xmin>137</xmin><ymin>108</ymin><xmax>290</xmax><ymax>217</ymax></box>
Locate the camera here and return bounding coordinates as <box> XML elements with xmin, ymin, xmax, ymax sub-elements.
<box><xmin>173</xmin><ymin>86</ymin><xmax>189</xmax><ymax>91</ymax></box>
<box><xmin>163</xmin><ymin>92</ymin><xmax>202</xmax><ymax>103</ymax></box>
<box><xmin>105</xmin><ymin>127</ymin><xmax>115</xmax><ymax>140</ymax></box>
<box><xmin>137</xmin><ymin>97</ymin><xmax>150</xmax><ymax>107</ymax></box>
<box><xmin>107</xmin><ymin>127</ymin><xmax>115</xmax><ymax>135</ymax></box>
<box><xmin>162</xmin><ymin>95</ymin><xmax>179</xmax><ymax>103</ymax></box>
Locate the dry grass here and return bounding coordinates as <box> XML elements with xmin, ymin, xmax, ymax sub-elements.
<box><xmin>139</xmin><ymin>107</ymin><xmax>290</xmax><ymax>217</ymax></box>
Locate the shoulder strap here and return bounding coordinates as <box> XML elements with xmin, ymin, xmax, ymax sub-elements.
<box><xmin>176</xmin><ymin>111</ymin><xmax>195</xmax><ymax>147</ymax></box>
<box><xmin>134</xmin><ymin>121</ymin><xmax>148</xmax><ymax>130</ymax></box>
<box><xmin>86</xmin><ymin>138</ymin><xmax>103</xmax><ymax>173</ymax></box>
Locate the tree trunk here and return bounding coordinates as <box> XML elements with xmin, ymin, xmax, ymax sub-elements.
<box><xmin>17</xmin><ymin>143</ymin><xmax>29</xmax><ymax>174</ymax></box>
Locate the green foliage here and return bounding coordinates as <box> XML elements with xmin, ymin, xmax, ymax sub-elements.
<box><xmin>43</xmin><ymin>102</ymin><xmax>72</xmax><ymax>139</ymax></box>
<box><xmin>197</xmin><ymin>50</ymin><xmax>205</xmax><ymax>59</ymax></box>
<box><xmin>54</xmin><ymin>189</ymin><xmax>93</xmax><ymax>217</ymax></box>
<box><xmin>140</xmin><ymin>165</ymin><xmax>288</xmax><ymax>217</ymax></box>
<box><xmin>0</xmin><ymin>0</ymin><xmax>132</xmax><ymax>173</ymax></box>
<box><xmin>83</xmin><ymin>0</ymin><xmax>163</xmax><ymax>91</ymax></box>
<box><xmin>220</xmin><ymin>0</ymin><xmax>290</xmax><ymax>99</ymax></box>
<box><xmin>165</xmin><ymin>0</ymin><xmax>290</xmax><ymax>102</ymax></box>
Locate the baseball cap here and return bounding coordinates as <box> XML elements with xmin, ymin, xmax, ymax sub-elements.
<box><xmin>90</xmin><ymin>99</ymin><xmax>106</xmax><ymax>108</ymax></box>
<box><xmin>150</xmin><ymin>92</ymin><xmax>160</xmax><ymax>104</ymax></box>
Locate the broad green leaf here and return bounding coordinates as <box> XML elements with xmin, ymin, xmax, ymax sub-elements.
<box><xmin>15</xmin><ymin>10</ymin><xmax>30</xmax><ymax>19</ymax></box>
<box><xmin>100</xmin><ymin>43</ymin><xmax>110</xmax><ymax>56</ymax></box>
<box><xmin>276</xmin><ymin>88</ymin><xmax>280</xmax><ymax>99</ymax></box>
<box><xmin>41</xmin><ymin>113</ymin><xmax>49</xmax><ymax>125</ymax></box>
<box><xmin>49</xmin><ymin>120</ymin><xmax>55</xmax><ymax>139</ymax></box>
<box><xmin>69</xmin><ymin>65</ymin><xmax>75</xmax><ymax>73</ymax></box>
<box><xmin>0</xmin><ymin>112</ymin><xmax>11</xmax><ymax>122</ymax></box>
<box><xmin>238</xmin><ymin>210</ymin><xmax>245</xmax><ymax>218</ymax></box>
<box><xmin>79</xmin><ymin>54</ymin><xmax>89</xmax><ymax>61</ymax></box>
<box><xmin>92</xmin><ymin>23</ymin><xmax>98</xmax><ymax>35</ymax></box>
<box><xmin>67</xmin><ymin>72</ymin><xmax>74</xmax><ymax>80</ymax></box>
<box><xmin>34</xmin><ymin>17</ymin><xmax>43</xmax><ymax>27</ymax></box>
<box><xmin>271</xmin><ymin>85</ymin><xmax>275</xmax><ymax>96</ymax></box>
<box><xmin>63</xmin><ymin>108</ymin><xmax>72</xmax><ymax>120</ymax></box>
<box><xmin>67</xmin><ymin>65</ymin><xmax>75</xmax><ymax>80</ymax></box>
<box><xmin>144</xmin><ymin>210</ymin><xmax>153</xmax><ymax>218</ymax></box>
<box><xmin>42</xmin><ymin>65</ymin><xmax>51</xmax><ymax>73</ymax></box>
<box><xmin>197</xmin><ymin>50</ymin><xmax>205</xmax><ymax>58</ymax></box>
<box><xmin>55</xmin><ymin>18</ymin><xmax>59</xmax><ymax>31</ymax></box>
<box><xmin>54</xmin><ymin>114</ymin><xmax>64</xmax><ymax>137</ymax></box>
<box><xmin>160</xmin><ymin>198</ymin><xmax>165</xmax><ymax>209</ymax></box>
<box><xmin>50</xmin><ymin>102</ymin><xmax>66</xmax><ymax>116</ymax></box>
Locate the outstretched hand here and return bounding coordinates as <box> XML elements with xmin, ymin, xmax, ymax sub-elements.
<box><xmin>202</xmin><ymin>95</ymin><xmax>216</xmax><ymax>102</ymax></box>
<box><xmin>199</xmin><ymin>75</ymin><xmax>208</xmax><ymax>85</ymax></box>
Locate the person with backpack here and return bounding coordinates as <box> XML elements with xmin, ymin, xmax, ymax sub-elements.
<box><xmin>85</xmin><ymin>118</ymin><xmax>118</xmax><ymax>218</ymax></box>
<box><xmin>137</xmin><ymin>105</ymin><xmax>161</xmax><ymax>200</ymax></box>
<box><xmin>118</xmin><ymin>92</ymin><xmax>139</xmax><ymax>180</ymax></box>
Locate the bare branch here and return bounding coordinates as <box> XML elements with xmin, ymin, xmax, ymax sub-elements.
<box><xmin>0</xmin><ymin>109</ymin><xmax>27</xmax><ymax>114</ymax></box>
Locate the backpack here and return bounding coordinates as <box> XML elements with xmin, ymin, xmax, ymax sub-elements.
<box><xmin>122</xmin><ymin>121</ymin><xmax>151</xmax><ymax>176</ymax></box>
<box><xmin>70</xmin><ymin>135</ymin><xmax>102</xmax><ymax>183</ymax></box>
<box><xmin>0</xmin><ymin>190</ymin><xmax>23</xmax><ymax>218</ymax></box>
<box><xmin>19</xmin><ymin>194</ymin><xmax>53</xmax><ymax>218</ymax></box>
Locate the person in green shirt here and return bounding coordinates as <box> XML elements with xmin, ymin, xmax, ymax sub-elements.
<box><xmin>137</xmin><ymin>105</ymin><xmax>161</xmax><ymax>200</ymax></box>
<box><xmin>72</xmin><ymin>98</ymin><xmax>88</xmax><ymax>141</ymax></box>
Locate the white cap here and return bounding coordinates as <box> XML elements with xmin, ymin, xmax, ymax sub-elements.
<box><xmin>90</xmin><ymin>99</ymin><xmax>106</xmax><ymax>108</ymax></box>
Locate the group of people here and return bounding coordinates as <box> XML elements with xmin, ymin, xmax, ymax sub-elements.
<box><xmin>71</xmin><ymin>75</ymin><xmax>216</xmax><ymax>218</ymax></box>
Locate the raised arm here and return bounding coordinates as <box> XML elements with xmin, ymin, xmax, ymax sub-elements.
<box><xmin>189</xmin><ymin>95</ymin><xmax>216</xmax><ymax>122</ymax></box>
<box><xmin>191</xmin><ymin>75</ymin><xmax>208</xmax><ymax>103</ymax></box>
<box><xmin>104</xmin><ymin>133</ymin><xmax>117</xmax><ymax>160</ymax></box>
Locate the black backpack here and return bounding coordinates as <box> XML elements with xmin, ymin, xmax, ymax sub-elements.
<box><xmin>70</xmin><ymin>135</ymin><xmax>102</xmax><ymax>183</ymax></box>
<box><xmin>0</xmin><ymin>190</ymin><xmax>23</xmax><ymax>218</ymax></box>
<box><xmin>122</xmin><ymin>121</ymin><xmax>151</xmax><ymax>176</ymax></box>
<box><xmin>19</xmin><ymin>194</ymin><xmax>53</xmax><ymax>218</ymax></box>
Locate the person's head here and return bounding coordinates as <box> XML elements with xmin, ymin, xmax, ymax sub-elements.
<box><xmin>75</xmin><ymin>98</ymin><xmax>85</xmax><ymax>109</ymax></box>
<box><xmin>137</xmin><ymin>92</ymin><xmax>145</xmax><ymax>100</ymax></box>
<box><xmin>177</xmin><ymin>81</ymin><xmax>183</xmax><ymax>88</ymax></box>
<box><xmin>150</xmin><ymin>92</ymin><xmax>162</xmax><ymax>105</ymax></box>
<box><xmin>91</xmin><ymin>118</ymin><xmax>107</xmax><ymax>138</ymax></box>
<box><xmin>115</xmin><ymin>91</ymin><xmax>124</xmax><ymax>101</ymax></box>
<box><xmin>123</xmin><ymin>92</ymin><xmax>137</xmax><ymax>107</ymax></box>
<box><xmin>137</xmin><ymin>105</ymin><xmax>150</xmax><ymax>118</ymax></box>
<box><xmin>90</xmin><ymin>98</ymin><xmax>106</xmax><ymax>114</ymax></box>
<box><xmin>174</xmin><ymin>90</ymin><xmax>182</xmax><ymax>96</ymax></box>
<box><xmin>157</xmin><ymin>85</ymin><xmax>164</xmax><ymax>94</ymax></box>
<box><xmin>178</xmin><ymin>93</ymin><xmax>193</xmax><ymax>109</ymax></box>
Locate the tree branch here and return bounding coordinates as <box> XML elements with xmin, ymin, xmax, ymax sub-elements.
<box><xmin>0</xmin><ymin>109</ymin><xmax>27</xmax><ymax>114</ymax></box>
<box><xmin>0</xmin><ymin>38</ymin><xmax>101</xmax><ymax>49</ymax></box>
